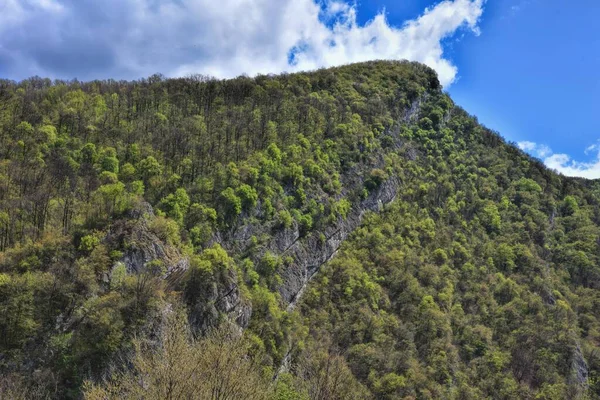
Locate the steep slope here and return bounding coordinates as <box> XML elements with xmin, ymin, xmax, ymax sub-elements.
<box><xmin>294</xmin><ymin>105</ymin><xmax>600</xmax><ymax>399</ymax></box>
<box><xmin>0</xmin><ymin>61</ymin><xmax>599</xmax><ymax>399</ymax></box>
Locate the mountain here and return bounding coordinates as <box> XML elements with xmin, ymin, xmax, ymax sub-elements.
<box><xmin>0</xmin><ymin>61</ymin><xmax>599</xmax><ymax>399</ymax></box>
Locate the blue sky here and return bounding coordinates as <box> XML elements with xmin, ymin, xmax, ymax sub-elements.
<box><xmin>1</xmin><ymin>0</ymin><xmax>599</xmax><ymax>177</ymax></box>
<box><xmin>445</xmin><ymin>0</ymin><xmax>600</xmax><ymax>178</ymax></box>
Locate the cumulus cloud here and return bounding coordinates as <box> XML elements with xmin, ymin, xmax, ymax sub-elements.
<box><xmin>517</xmin><ymin>141</ymin><xmax>552</xmax><ymax>158</ymax></box>
<box><xmin>0</xmin><ymin>0</ymin><xmax>485</xmax><ymax>86</ymax></box>
<box><xmin>518</xmin><ymin>140</ymin><xmax>600</xmax><ymax>179</ymax></box>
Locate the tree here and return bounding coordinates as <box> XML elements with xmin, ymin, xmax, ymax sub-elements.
<box><xmin>220</xmin><ymin>187</ymin><xmax>242</xmax><ymax>223</ymax></box>
<box><xmin>83</xmin><ymin>309</ymin><xmax>272</xmax><ymax>400</ymax></box>
<box><xmin>295</xmin><ymin>342</ymin><xmax>370</xmax><ymax>400</ymax></box>
<box><xmin>159</xmin><ymin>188</ymin><xmax>191</xmax><ymax>224</ymax></box>
<box><xmin>138</xmin><ymin>156</ymin><xmax>163</xmax><ymax>183</ymax></box>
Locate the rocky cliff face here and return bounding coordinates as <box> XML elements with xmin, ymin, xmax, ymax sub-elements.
<box><xmin>218</xmin><ymin>172</ymin><xmax>401</xmax><ymax>311</ymax></box>
<box><xmin>212</xmin><ymin>97</ymin><xmax>423</xmax><ymax>319</ymax></box>
<box><xmin>569</xmin><ymin>342</ymin><xmax>590</xmax><ymax>399</ymax></box>
<box><xmin>105</xmin><ymin>204</ymin><xmax>189</xmax><ymax>276</ymax></box>
<box><xmin>104</xmin><ymin>202</ymin><xmax>249</xmax><ymax>331</ymax></box>
<box><xmin>106</xmin><ymin>95</ymin><xmax>422</xmax><ymax>332</ymax></box>
<box><xmin>186</xmin><ymin>265</ymin><xmax>252</xmax><ymax>332</ymax></box>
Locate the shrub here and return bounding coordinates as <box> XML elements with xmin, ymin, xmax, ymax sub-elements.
<box><xmin>220</xmin><ymin>187</ymin><xmax>242</xmax><ymax>222</ymax></box>
<box><xmin>365</xmin><ymin>168</ymin><xmax>387</xmax><ymax>192</ymax></box>
<box><xmin>79</xmin><ymin>233</ymin><xmax>101</xmax><ymax>252</ymax></box>
<box><xmin>433</xmin><ymin>249</ymin><xmax>448</xmax><ymax>266</ymax></box>
<box><xmin>258</xmin><ymin>252</ymin><xmax>281</xmax><ymax>277</ymax></box>
<box><xmin>277</xmin><ymin>210</ymin><xmax>294</xmax><ymax>229</ymax></box>
<box><xmin>236</xmin><ymin>184</ymin><xmax>258</xmax><ymax>210</ymax></box>
<box><xmin>149</xmin><ymin>216</ymin><xmax>180</xmax><ymax>246</ymax></box>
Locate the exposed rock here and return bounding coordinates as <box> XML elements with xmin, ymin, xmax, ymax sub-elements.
<box><xmin>216</xmin><ymin>158</ymin><xmax>402</xmax><ymax>311</ymax></box>
<box><xmin>105</xmin><ymin>204</ymin><xmax>188</xmax><ymax>275</ymax></box>
<box><xmin>109</xmin><ymin>95</ymin><xmax>420</xmax><ymax>334</ymax></box>
<box><xmin>282</xmin><ymin>176</ymin><xmax>400</xmax><ymax>309</ymax></box>
<box><xmin>569</xmin><ymin>342</ymin><xmax>589</xmax><ymax>398</ymax></box>
<box><xmin>215</xmin><ymin>97</ymin><xmax>423</xmax><ymax>313</ymax></box>
<box><xmin>186</xmin><ymin>266</ymin><xmax>252</xmax><ymax>332</ymax></box>
<box><xmin>405</xmin><ymin>94</ymin><xmax>426</xmax><ymax>122</ymax></box>
<box><xmin>105</xmin><ymin>202</ymin><xmax>251</xmax><ymax>330</ymax></box>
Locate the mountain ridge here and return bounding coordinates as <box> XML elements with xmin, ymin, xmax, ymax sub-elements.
<box><xmin>0</xmin><ymin>60</ymin><xmax>599</xmax><ymax>399</ymax></box>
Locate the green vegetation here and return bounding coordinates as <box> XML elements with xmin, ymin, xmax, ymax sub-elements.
<box><xmin>0</xmin><ymin>61</ymin><xmax>599</xmax><ymax>399</ymax></box>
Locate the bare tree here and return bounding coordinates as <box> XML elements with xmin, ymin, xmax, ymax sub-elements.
<box><xmin>84</xmin><ymin>308</ymin><xmax>272</xmax><ymax>400</ymax></box>
<box><xmin>294</xmin><ymin>342</ymin><xmax>371</xmax><ymax>400</ymax></box>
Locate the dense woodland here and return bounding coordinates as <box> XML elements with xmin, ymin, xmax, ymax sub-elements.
<box><xmin>0</xmin><ymin>61</ymin><xmax>599</xmax><ymax>399</ymax></box>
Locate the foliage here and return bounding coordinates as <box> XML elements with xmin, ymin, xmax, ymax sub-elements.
<box><xmin>0</xmin><ymin>61</ymin><xmax>599</xmax><ymax>399</ymax></box>
<box><xmin>83</xmin><ymin>308</ymin><xmax>273</xmax><ymax>400</ymax></box>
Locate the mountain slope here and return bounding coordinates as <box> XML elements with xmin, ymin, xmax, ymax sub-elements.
<box><xmin>295</xmin><ymin>104</ymin><xmax>600</xmax><ymax>399</ymax></box>
<box><xmin>0</xmin><ymin>61</ymin><xmax>599</xmax><ymax>399</ymax></box>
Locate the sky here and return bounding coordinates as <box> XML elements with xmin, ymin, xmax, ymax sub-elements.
<box><xmin>1</xmin><ymin>0</ymin><xmax>599</xmax><ymax>178</ymax></box>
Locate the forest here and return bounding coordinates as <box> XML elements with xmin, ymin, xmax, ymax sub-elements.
<box><xmin>0</xmin><ymin>60</ymin><xmax>599</xmax><ymax>399</ymax></box>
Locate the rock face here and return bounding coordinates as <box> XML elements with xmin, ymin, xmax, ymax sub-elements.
<box><xmin>105</xmin><ymin>205</ymin><xmax>189</xmax><ymax>276</ymax></box>
<box><xmin>103</xmin><ymin>203</ymin><xmax>248</xmax><ymax>331</ymax></box>
<box><xmin>215</xmin><ymin>97</ymin><xmax>422</xmax><ymax>313</ymax></box>
<box><xmin>218</xmin><ymin>175</ymin><xmax>400</xmax><ymax>310</ymax></box>
<box><xmin>186</xmin><ymin>266</ymin><xmax>252</xmax><ymax>332</ymax></box>
<box><xmin>215</xmin><ymin>153</ymin><xmax>407</xmax><ymax>313</ymax></box>
<box><xmin>106</xmin><ymin>95</ymin><xmax>421</xmax><ymax>332</ymax></box>
<box><xmin>282</xmin><ymin>175</ymin><xmax>400</xmax><ymax>309</ymax></box>
<box><xmin>569</xmin><ymin>342</ymin><xmax>589</xmax><ymax>398</ymax></box>
<box><xmin>211</xmin><ymin>171</ymin><xmax>402</xmax><ymax>330</ymax></box>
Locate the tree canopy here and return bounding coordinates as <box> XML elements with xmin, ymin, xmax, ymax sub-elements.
<box><xmin>0</xmin><ymin>61</ymin><xmax>599</xmax><ymax>399</ymax></box>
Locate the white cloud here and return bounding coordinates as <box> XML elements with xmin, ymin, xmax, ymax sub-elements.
<box><xmin>517</xmin><ymin>141</ymin><xmax>537</xmax><ymax>152</ymax></box>
<box><xmin>517</xmin><ymin>141</ymin><xmax>551</xmax><ymax>158</ymax></box>
<box><xmin>518</xmin><ymin>140</ymin><xmax>600</xmax><ymax>179</ymax></box>
<box><xmin>584</xmin><ymin>143</ymin><xmax>598</xmax><ymax>155</ymax></box>
<box><xmin>0</xmin><ymin>0</ymin><xmax>485</xmax><ymax>87</ymax></box>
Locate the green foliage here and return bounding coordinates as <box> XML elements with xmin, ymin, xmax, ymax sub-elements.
<box><xmin>158</xmin><ymin>188</ymin><xmax>190</xmax><ymax>224</ymax></box>
<box><xmin>258</xmin><ymin>252</ymin><xmax>281</xmax><ymax>277</ymax></box>
<box><xmin>99</xmin><ymin>170</ymin><xmax>118</xmax><ymax>186</ymax></box>
<box><xmin>119</xmin><ymin>162</ymin><xmax>136</xmax><ymax>182</ymax></box>
<box><xmin>109</xmin><ymin>262</ymin><xmax>127</xmax><ymax>290</ymax></box>
<box><xmin>432</xmin><ymin>248</ymin><xmax>448</xmax><ymax>265</ymax></box>
<box><xmin>198</xmin><ymin>243</ymin><xmax>233</xmax><ymax>272</ymax></box>
<box><xmin>481</xmin><ymin>202</ymin><xmax>501</xmax><ymax>232</ymax></box>
<box><xmin>0</xmin><ymin>272</ymin><xmax>43</xmax><ymax>349</ymax></box>
<box><xmin>495</xmin><ymin>243</ymin><xmax>516</xmax><ymax>271</ymax></box>
<box><xmin>79</xmin><ymin>233</ymin><xmax>100</xmax><ymax>252</ymax></box>
<box><xmin>276</xmin><ymin>209</ymin><xmax>294</xmax><ymax>229</ymax></box>
<box><xmin>92</xmin><ymin>181</ymin><xmax>128</xmax><ymax>219</ymax></box>
<box><xmin>365</xmin><ymin>168</ymin><xmax>387</xmax><ymax>191</ymax></box>
<box><xmin>83</xmin><ymin>310</ymin><xmax>274</xmax><ymax>400</ymax></box>
<box><xmin>332</xmin><ymin>198</ymin><xmax>352</xmax><ymax>220</ymax></box>
<box><xmin>516</xmin><ymin>177</ymin><xmax>543</xmax><ymax>193</ymax></box>
<box><xmin>562</xmin><ymin>195</ymin><xmax>579</xmax><ymax>216</ymax></box>
<box><xmin>138</xmin><ymin>156</ymin><xmax>162</xmax><ymax>183</ymax></box>
<box><xmin>149</xmin><ymin>216</ymin><xmax>180</xmax><ymax>246</ymax></box>
<box><xmin>1</xmin><ymin>61</ymin><xmax>600</xmax><ymax>400</ymax></box>
<box><xmin>236</xmin><ymin>184</ymin><xmax>258</xmax><ymax>210</ymax></box>
<box><xmin>220</xmin><ymin>187</ymin><xmax>242</xmax><ymax>222</ymax></box>
<box><xmin>99</xmin><ymin>147</ymin><xmax>119</xmax><ymax>174</ymax></box>
<box><xmin>296</xmin><ymin>213</ymin><xmax>313</xmax><ymax>236</ymax></box>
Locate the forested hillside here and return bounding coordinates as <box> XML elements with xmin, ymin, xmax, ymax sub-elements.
<box><xmin>0</xmin><ymin>61</ymin><xmax>599</xmax><ymax>399</ymax></box>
